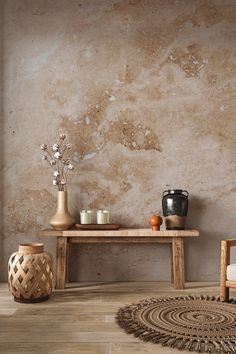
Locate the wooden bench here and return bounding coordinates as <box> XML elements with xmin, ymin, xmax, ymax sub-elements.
<box><xmin>39</xmin><ymin>228</ymin><xmax>200</xmax><ymax>290</ymax></box>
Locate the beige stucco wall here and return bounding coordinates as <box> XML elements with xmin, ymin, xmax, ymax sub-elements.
<box><xmin>1</xmin><ymin>0</ymin><xmax>236</xmax><ymax>282</ymax></box>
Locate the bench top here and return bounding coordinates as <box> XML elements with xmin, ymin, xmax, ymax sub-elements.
<box><xmin>38</xmin><ymin>228</ymin><xmax>200</xmax><ymax>238</ymax></box>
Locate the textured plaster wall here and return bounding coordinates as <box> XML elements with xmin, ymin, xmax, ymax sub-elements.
<box><xmin>1</xmin><ymin>0</ymin><xmax>236</xmax><ymax>282</ymax></box>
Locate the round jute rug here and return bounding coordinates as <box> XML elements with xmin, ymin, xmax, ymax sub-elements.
<box><xmin>116</xmin><ymin>295</ymin><xmax>236</xmax><ymax>353</ymax></box>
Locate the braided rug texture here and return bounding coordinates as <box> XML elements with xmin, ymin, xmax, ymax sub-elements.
<box><xmin>116</xmin><ymin>295</ymin><xmax>236</xmax><ymax>353</ymax></box>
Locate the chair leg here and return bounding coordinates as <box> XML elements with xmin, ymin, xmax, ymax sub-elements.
<box><xmin>220</xmin><ymin>283</ymin><xmax>229</xmax><ymax>302</ymax></box>
<box><xmin>220</xmin><ymin>240</ymin><xmax>230</xmax><ymax>302</ymax></box>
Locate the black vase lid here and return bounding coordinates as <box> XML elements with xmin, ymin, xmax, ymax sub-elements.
<box><xmin>168</xmin><ymin>189</ymin><xmax>183</xmax><ymax>194</ymax></box>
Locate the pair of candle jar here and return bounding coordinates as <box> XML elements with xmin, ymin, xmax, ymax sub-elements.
<box><xmin>80</xmin><ymin>210</ymin><xmax>110</xmax><ymax>224</ymax></box>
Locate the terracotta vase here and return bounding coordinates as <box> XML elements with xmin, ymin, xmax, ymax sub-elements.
<box><xmin>50</xmin><ymin>191</ymin><xmax>75</xmax><ymax>230</ymax></box>
<box><xmin>148</xmin><ymin>214</ymin><xmax>163</xmax><ymax>231</ymax></box>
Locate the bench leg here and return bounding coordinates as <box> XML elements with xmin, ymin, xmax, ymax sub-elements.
<box><xmin>56</xmin><ymin>236</ymin><xmax>68</xmax><ymax>289</ymax></box>
<box><xmin>172</xmin><ymin>237</ymin><xmax>185</xmax><ymax>289</ymax></box>
<box><xmin>66</xmin><ymin>240</ymin><xmax>70</xmax><ymax>283</ymax></box>
<box><xmin>170</xmin><ymin>243</ymin><xmax>174</xmax><ymax>283</ymax></box>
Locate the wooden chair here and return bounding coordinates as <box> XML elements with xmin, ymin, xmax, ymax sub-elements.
<box><xmin>220</xmin><ymin>239</ymin><xmax>236</xmax><ymax>301</ymax></box>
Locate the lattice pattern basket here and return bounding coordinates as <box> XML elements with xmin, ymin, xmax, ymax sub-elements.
<box><xmin>8</xmin><ymin>243</ymin><xmax>54</xmax><ymax>303</ymax></box>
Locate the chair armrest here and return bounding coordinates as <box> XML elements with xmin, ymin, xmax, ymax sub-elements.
<box><xmin>222</xmin><ymin>239</ymin><xmax>236</xmax><ymax>247</ymax></box>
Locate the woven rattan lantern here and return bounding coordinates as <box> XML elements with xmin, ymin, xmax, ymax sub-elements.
<box><xmin>8</xmin><ymin>243</ymin><xmax>54</xmax><ymax>303</ymax></box>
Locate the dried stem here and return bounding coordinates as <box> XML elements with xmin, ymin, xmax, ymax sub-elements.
<box><xmin>41</xmin><ymin>134</ymin><xmax>74</xmax><ymax>191</ymax></box>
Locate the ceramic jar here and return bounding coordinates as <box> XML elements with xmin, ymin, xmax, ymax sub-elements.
<box><xmin>162</xmin><ymin>189</ymin><xmax>188</xmax><ymax>230</ymax></box>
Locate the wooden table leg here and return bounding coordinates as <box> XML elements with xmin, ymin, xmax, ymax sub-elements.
<box><xmin>56</xmin><ymin>236</ymin><xmax>68</xmax><ymax>289</ymax></box>
<box><xmin>172</xmin><ymin>237</ymin><xmax>185</xmax><ymax>289</ymax></box>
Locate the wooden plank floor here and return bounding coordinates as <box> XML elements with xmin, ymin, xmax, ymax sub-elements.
<box><xmin>0</xmin><ymin>281</ymin><xmax>234</xmax><ymax>354</ymax></box>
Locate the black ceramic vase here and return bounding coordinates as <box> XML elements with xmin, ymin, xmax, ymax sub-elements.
<box><xmin>162</xmin><ymin>189</ymin><xmax>188</xmax><ymax>230</ymax></box>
